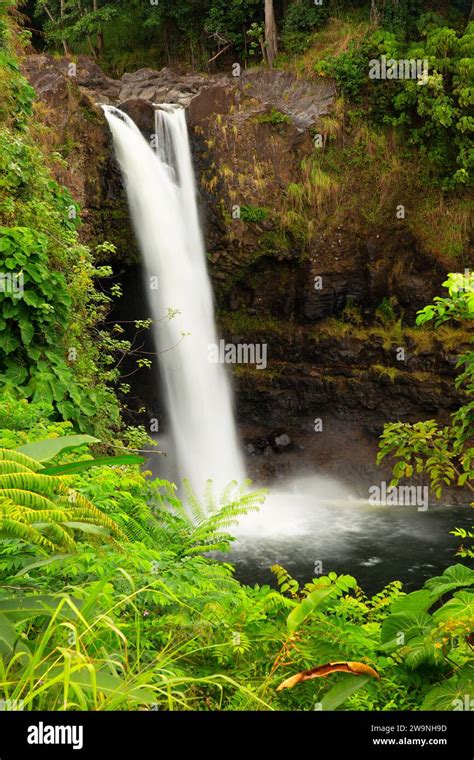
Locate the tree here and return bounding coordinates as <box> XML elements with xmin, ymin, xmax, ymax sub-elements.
<box><xmin>264</xmin><ymin>0</ymin><xmax>278</xmax><ymax>66</ymax></box>
<box><xmin>35</xmin><ymin>0</ymin><xmax>118</xmax><ymax>59</ymax></box>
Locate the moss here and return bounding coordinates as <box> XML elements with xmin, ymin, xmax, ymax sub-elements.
<box><xmin>81</xmin><ymin>104</ymin><xmax>105</xmax><ymax>126</ymax></box>
<box><xmin>253</xmin><ymin>108</ymin><xmax>292</xmax><ymax>125</ymax></box>
<box><xmin>259</xmin><ymin>229</ymin><xmax>292</xmax><ymax>256</ymax></box>
<box><xmin>240</xmin><ymin>204</ymin><xmax>270</xmax><ymax>223</ymax></box>
<box><xmin>371</xmin><ymin>364</ymin><xmax>400</xmax><ymax>383</ymax></box>
<box><xmin>220</xmin><ymin>311</ymin><xmax>294</xmax><ymax>339</ymax></box>
<box><xmin>57</xmin><ymin>136</ymin><xmax>80</xmax><ymax>158</ymax></box>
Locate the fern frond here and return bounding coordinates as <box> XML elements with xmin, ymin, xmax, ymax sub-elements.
<box><xmin>57</xmin><ymin>488</ymin><xmax>127</xmax><ymax>539</ymax></box>
<box><xmin>41</xmin><ymin>523</ymin><xmax>76</xmax><ymax>550</ymax></box>
<box><xmin>0</xmin><ymin>473</ymin><xmax>126</xmax><ymax>550</ymax></box>
<box><xmin>0</xmin><ymin>461</ymin><xmax>35</xmax><ymax>474</ymax></box>
<box><xmin>0</xmin><ymin>448</ymin><xmax>44</xmax><ymax>472</ymax></box>
<box><xmin>0</xmin><ymin>489</ymin><xmax>59</xmax><ymax>511</ymax></box>
<box><xmin>165</xmin><ymin>480</ymin><xmax>267</xmax><ymax>556</ymax></box>
<box><xmin>0</xmin><ymin>472</ymin><xmax>64</xmax><ymax>495</ymax></box>
<box><xmin>219</xmin><ymin>480</ymin><xmax>239</xmax><ymax>507</ymax></box>
<box><xmin>204</xmin><ymin>479</ymin><xmax>217</xmax><ymax>512</ymax></box>
<box><xmin>183</xmin><ymin>479</ymin><xmax>206</xmax><ymax>524</ymax></box>
<box><xmin>0</xmin><ymin>516</ymin><xmax>57</xmax><ymax>551</ymax></box>
<box><xmin>17</xmin><ymin>508</ymin><xmax>73</xmax><ymax>524</ymax></box>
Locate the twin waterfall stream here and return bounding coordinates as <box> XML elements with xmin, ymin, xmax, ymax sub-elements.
<box><xmin>103</xmin><ymin>104</ymin><xmax>245</xmax><ymax>495</ymax></box>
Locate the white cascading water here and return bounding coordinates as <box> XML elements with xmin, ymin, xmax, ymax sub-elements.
<box><xmin>102</xmin><ymin>104</ymin><xmax>245</xmax><ymax>494</ymax></box>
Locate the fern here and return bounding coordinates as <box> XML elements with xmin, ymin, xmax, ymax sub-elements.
<box><xmin>0</xmin><ymin>449</ymin><xmax>44</xmax><ymax>472</ymax></box>
<box><xmin>0</xmin><ymin>448</ymin><xmax>125</xmax><ymax>552</ymax></box>
<box><xmin>156</xmin><ymin>479</ymin><xmax>266</xmax><ymax>556</ymax></box>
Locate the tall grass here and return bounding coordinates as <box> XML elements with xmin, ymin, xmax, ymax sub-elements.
<box><xmin>0</xmin><ymin>580</ymin><xmax>272</xmax><ymax>710</ymax></box>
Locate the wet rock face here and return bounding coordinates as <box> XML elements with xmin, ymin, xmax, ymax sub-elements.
<box><xmin>119</xmin><ymin>99</ymin><xmax>155</xmax><ymax>139</ymax></box>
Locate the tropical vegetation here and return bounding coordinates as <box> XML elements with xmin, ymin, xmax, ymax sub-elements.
<box><xmin>0</xmin><ymin>0</ymin><xmax>472</xmax><ymax>713</ymax></box>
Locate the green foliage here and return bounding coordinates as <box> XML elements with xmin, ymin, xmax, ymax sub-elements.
<box><xmin>33</xmin><ymin>0</ymin><xmax>263</xmax><ymax>69</ymax></box>
<box><xmin>0</xmin><ymin>578</ymin><xmax>267</xmax><ymax>710</ymax></box>
<box><xmin>204</xmin><ymin>0</ymin><xmax>262</xmax><ymax>61</ymax></box>
<box><xmin>380</xmin><ymin>566</ymin><xmax>474</xmax><ymax>706</ymax></box>
<box><xmin>240</xmin><ymin>204</ymin><xmax>270</xmax><ymax>223</ymax></box>
<box><xmin>281</xmin><ymin>0</ymin><xmax>330</xmax><ymax>54</ymax></box>
<box><xmin>269</xmin><ymin>565</ymin><xmax>473</xmax><ymax>711</ymax></box>
<box><xmin>378</xmin><ymin>273</ymin><xmax>473</xmax><ymax>554</ymax></box>
<box><xmin>254</xmin><ymin>109</ymin><xmax>291</xmax><ymax>125</ymax></box>
<box><xmin>319</xmin><ymin>39</ymin><xmax>372</xmax><ymax>100</ymax></box>
<box><xmin>162</xmin><ymin>478</ymin><xmax>266</xmax><ymax>554</ymax></box>
<box><xmin>318</xmin><ymin>21</ymin><xmax>474</xmax><ymax>187</ymax></box>
<box><xmin>0</xmin><ymin>15</ymin><xmax>155</xmax><ymax>438</ymax></box>
<box><xmin>0</xmin><ymin>419</ymin><xmax>472</xmax><ymax>711</ymax></box>
<box><xmin>0</xmin><ymin>224</ymin><xmax>120</xmax><ymax>434</ymax></box>
<box><xmin>0</xmin><ymin>447</ymin><xmax>124</xmax><ymax>551</ymax></box>
<box><xmin>286</xmin><ymin>574</ymin><xmax>357</xmax><ymax>633</ymax></box>
<box><xmin>0</xmin><ymin>19</ymin><xmax>35</xmax><ymax>130</ymax></box>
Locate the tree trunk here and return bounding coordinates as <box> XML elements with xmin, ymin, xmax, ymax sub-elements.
<box><xmin>370</xmin><ymin>0</ymin><xmax>380</xmax><ymax>25</ymax></box>
<box><xmin>59</xmin><ymin>0</ymin><xmax>70</xmax><ymax>55</ymax></box>
<box><xmin>469</xmin><ymin>0</ymin><xmax>474</xmax><ymax>23</ymax></box>
<box><xmin>45</xmin><ymin>2</ymin><xmax>69</xmax><ymax>55</ymax></box>
<box><xmin>92</xmin><ymin>0</ymin><xmax>104</xmax><ymax>57</ymax></box>
<box><xmin>164</xmin><ymin>20</ymin><xmax>171</xmax><ymax>65</ymax></box>
<box><xmin>264</xmin><ymin>0</ymin><xmax>278</xmax><ymax>68</ymax></box>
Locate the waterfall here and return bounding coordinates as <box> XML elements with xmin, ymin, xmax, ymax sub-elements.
<box><xmin>102</xmin><ymin>104</ymin><xmax>245</xmax><ymax>494</ymax></box>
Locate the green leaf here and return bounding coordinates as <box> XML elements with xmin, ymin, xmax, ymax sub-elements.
<box><xmin>3</xmin><ymin>362</ymin><xmax>27</xmax><ymax>385</ymax></box>
<box><xmin>22</xmin><ymin>290</ymin><xmax>43</xmax><ymax>307</ymax></box>
<box><xmin>0</xmin><ymin>595</ymin><xmax>80</xmax><ymax>623</ymax></box>
<box><xmin>14</xmin><ymin>554</ymin><xmax>73</xmax><ymax>577</ymax></box>
<box><xmin>61</xmin><ymin>522</ymin><xmax>111</xmax><ymax>536</ymax></box>
<box><xmin>432</xmin><ymin>590</ymin><xmax>474</xmax><ymax>624</ymax></box>
<box><xmin>424</xmin><ymin>564</ymin><xmax>474</xmax><ymax>599</ymax></box>
<box><xmin>17</xmin><ymin>435</ymin><xmax>100</xmax><ymax>462</ymax></box>
<box><xmin>287</xmin><ymin>586</ymin><xmax>337</xmax><ymax>633</ymax></box>
<box><xmin>381</xmin><ymin>611</ymin><xmax>433</xmax><ymax>646</ymax></box>
<box><xmin>320</xmin><ymin>674</ymin><xmax>372</xmax><ymax>711</ymax></box>
<box><xmin>389</xmin><ymin>590</ymin><xmax>436</xmax><ymax>615</ymax></box>
<box><xmin>0</xmin><ymin>332</ymin><xmax>20</xmax><ymax>354</ymax></box>
<box><xmin>1</xmin><ymin>301</ymin><xmax>18</xmax><ymax>319</ymax></box>
<box><xmin>0</xmin><ymin>611</ymin><xmax>18</xmax><ymax>657</ymax></box>
<box><xmin>41</xmin><ymin>455</ymin><xmax>145</xmax><ymax>475</ymax></box>
<box><xmin>421</xmin><ymin>668</ymin><xmax>474</xmax><ymax>711</ymax></box>
<box><xmin>19</xmin><ymin>319</ymin><xmax>34</xmax><ymax>346</ymax></box>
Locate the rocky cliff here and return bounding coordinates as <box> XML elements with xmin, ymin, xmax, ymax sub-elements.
<box><xmin>22</xmin><ymin>54</ymin><xmax>470</xmax><ymax>484</ymax></box>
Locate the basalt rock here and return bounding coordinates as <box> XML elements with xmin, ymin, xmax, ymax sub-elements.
<box><xmin>21</xmin><ymin>53</ymin><xmax>468</xmax><ymax>450</ymax></box>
